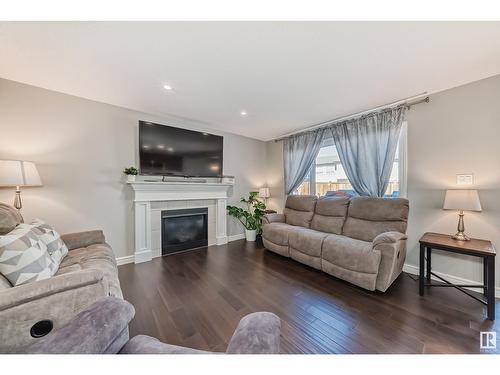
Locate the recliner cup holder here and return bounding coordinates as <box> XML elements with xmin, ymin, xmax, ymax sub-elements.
<box><xmin>30</xmin><ymin>320</ymin><xmax>53</xmax><ymax>338</ymax></box>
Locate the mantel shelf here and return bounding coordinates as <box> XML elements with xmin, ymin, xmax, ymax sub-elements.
<box><xmin>127</xmin><ymin>180</ymin><xmax>234</xmax><ymax>188</ymax></box>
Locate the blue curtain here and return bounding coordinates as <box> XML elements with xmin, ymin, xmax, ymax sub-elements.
<box><xmin>283</xmin><ymin>128</ymin><xmax>327</xmax><ymax>195</ymax></box>
<box><xmin>329</xmin><ymin>105</ymin><xmax>406</xmax><ymax>197</ymax></box>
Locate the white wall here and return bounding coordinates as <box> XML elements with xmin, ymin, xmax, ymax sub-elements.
<box><xmin>0</xmin><ymin>78</ymin><xmax>267</xmax><ymax>258</ymax></box>
<box><xmin>265</xmin><ymin>74</ymin><xmax>500</xmax><ymax>288</ymax></box>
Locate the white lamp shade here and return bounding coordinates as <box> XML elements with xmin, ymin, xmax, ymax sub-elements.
<box><xmin>0</xmin><ymin>160</ymin><xmax>42</xmax><ymax>187</ymax></box>
<box><xmin>443</xmin><ymin>189</ymin><xmax>481</xmax><ymax>212</ymax></box>
<box><xmin>259</xmin><ymin>187</ymin><xmax>270</xmax><ymax>198</ymax></box>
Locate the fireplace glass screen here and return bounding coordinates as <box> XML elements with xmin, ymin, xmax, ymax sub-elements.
<box><xmin>161</xmin><ymin>208</ymin><xmax>208</xmax><ymax>255</ymax></box>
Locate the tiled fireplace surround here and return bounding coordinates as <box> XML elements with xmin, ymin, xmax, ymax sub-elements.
<box><xmin>151</xmin><ymin>200</ymin><xmax>216</xmax><ymax>257</ymax></box>
<box><xmin>128</xmin><ymin>181</ymin><xmax>233</xmax><ymax>264</ymax></box>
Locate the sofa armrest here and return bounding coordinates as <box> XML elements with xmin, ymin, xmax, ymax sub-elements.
<box><xmin>262</xmin><ymin>213</ymin><xmax>285</xmax><ymax>225</ymax></box>
<box><xmin>372</xmin><ymin>231</ymin><xmax>408</xmax><ymax>248</ymax></box>
<box><xmin>372</xmin><ymin>232</ymin><xmax>408</xmax><ymax>292</ymax></box>
<box><xmin>0</xmin><ymin>269</ymin><xmax>105</xmax><ymax>311</ymax></box>
<box><xmin>61</xmin><ymin>230</ymin><xmax>106</xmax><ymax>250</ymax></box>
<box><xmin>24</xmin><ymin>297</ymin><xmax>134</xmax><ymax>354</ymax></box>
<box><xmin>225</xmin><ymin>312</ymin><xmax>281</xmax><ymax>354</ymax></box>
<box><xmin>0</xmin><ymin>269</ymin><xmax>110</xmax><ymax>353</ymax></box>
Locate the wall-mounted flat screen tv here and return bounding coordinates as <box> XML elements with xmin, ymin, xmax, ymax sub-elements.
<box><xmin>139</xmin><ymin>121</ymin><xmax>223</xmax><ymax>178</ymax></box>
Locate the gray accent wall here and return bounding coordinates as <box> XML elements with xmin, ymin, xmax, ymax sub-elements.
<box><xmin>266</xmin><ymin>74</ymin><xmax>500</xmax><ymax>290</ymax></box>
<box><xmin>405</xmin><ymin>74</ymin><xmax>500</xmax><ymax>290</ymax></box>
<box><xmin>265</xmin><ymin>139</ymin><xmax>285</xmax><ymax>213</ymax></box>
<box><xmin>0</xmin><ymin>78</ymin><xmax>267</xmax><ymax>259</ymax></box>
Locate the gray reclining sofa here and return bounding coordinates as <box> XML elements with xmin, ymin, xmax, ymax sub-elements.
<box><xmin>0</xmin><ymin>202</ymin><xmax>123</xmax><ymax>353</ymax></box>
<box><xmin>262</xmin><ymin>195</ymin><xmax>409</xmax><ymax>292</ymax></box>
<box><xmin>24</xmin><ymin>297</ymin><xmax>281</xmax><ymax>354</ymax></box>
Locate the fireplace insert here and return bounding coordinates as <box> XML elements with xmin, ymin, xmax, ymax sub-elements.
<box><xmin>161</xmin><ymin>208</ymin><xmax>208</xmax><ymax>255</ymax></box>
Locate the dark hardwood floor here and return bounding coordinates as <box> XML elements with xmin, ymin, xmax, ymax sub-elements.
<box><xmin>118</xmin><ymin>239</ymin><xmax>499</xmax><ymax>354</ymax></box>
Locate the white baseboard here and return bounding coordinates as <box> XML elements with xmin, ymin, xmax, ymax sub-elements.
<box><xmin>228</xmin><ymin>233</ymin><xmax>245</xmax><ymax>242</ymax></box>
<box><xmin>403</xmin><ymin>263</ymin><xmax>500</xmax><ymax>298</ymax></box>
<box><xmin>117</xmin><ymin>233</ymin><xmax>246</xmax><ymax>266</ymax></box>
<box><xmin>134</xmin><ymin>250</ymin><xmax>152</xmax><ymax>264</ymax></box>
<box><xmin>116</xmin><ymin>255</ymin><xmax>134</xmax><ymax>266</ymax></box>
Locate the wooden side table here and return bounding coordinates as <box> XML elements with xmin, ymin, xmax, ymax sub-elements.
<box><xmin>419</xmin><ymin>232</ymin><xmax>496</xmax><ymax>320</ymax></box>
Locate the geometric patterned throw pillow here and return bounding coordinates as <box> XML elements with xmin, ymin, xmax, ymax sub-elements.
<box><xmin>0</xmin><ymin>225</ymin><xmax>57</xmax><ymax>286</ymax></box>
<box><xmin>28</xmin><ymin>219</ymin><xmax>69</xmax><ymax>267</ymax></box>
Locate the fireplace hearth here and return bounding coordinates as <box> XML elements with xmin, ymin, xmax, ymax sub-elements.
<box><xmin>161</xmin><ymin>207</ymin><xmax>208</xmax><ymax>255</ymax></box>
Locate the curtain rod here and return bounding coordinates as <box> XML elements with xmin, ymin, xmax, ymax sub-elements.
<box><xmin>273</xmin><ymin>93</ymin><xmax>430</xmax><ymax>142</ymax></box>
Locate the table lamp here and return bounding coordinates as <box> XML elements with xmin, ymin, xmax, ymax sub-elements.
<box><xmin>0</xmin><ymin>160</ymin><xmax>42</xmax><ymax>210</ymax></box>
<box><xmin>259</xmin><ymin>187</ymin><xmax>270</xmax><ymax>206</ymax></box>
<box><xmin>443</xmin><ymin>189</ymin><xmax>482</xmax><ymax>241</ymax></box>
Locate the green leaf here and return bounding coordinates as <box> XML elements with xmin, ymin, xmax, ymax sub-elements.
<box><xmin>226</xmin><ymin>191</ymin><xmax>268</xmax><ymax>231</ymax></box>
<box><xmin>123</xmin><ymin>166</ymin><xmax>138</xmax><ymax>175</ymax></box>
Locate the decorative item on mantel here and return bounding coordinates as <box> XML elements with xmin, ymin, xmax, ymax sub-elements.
<box><xmin>123</xmin><ymin>166</ymin><xmax>139</xmax><ymax>183</ymax></box>
<box><xmin>227</xmin><ymin>192</ymin><xmax>266</xmax><ymax>242</ymax></box>
<box><xmin>0</xmin><ymin>160</ymin><xmax>42</xmax><ymax>211</ymax></box>
<box><xmin>443</xmin><ymin>189</ymin><xmax>482</xmax><ymax>241</ymax></box>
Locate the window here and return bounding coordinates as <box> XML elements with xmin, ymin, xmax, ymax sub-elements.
<box><xmin>293</xmin><ymin>123</ymin><xmax>407</xmax><ymax>198</ymax></box>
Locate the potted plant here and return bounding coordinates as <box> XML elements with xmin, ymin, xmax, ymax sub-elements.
<box><xmin>227</xmin><ymin>192</ymin><xmax>266</xmax><ymax>242</ymax></box>
<box><xmin>123</xmin><ymin>166</ymin><xmax>139</xmax><ymax>182</ymax></box>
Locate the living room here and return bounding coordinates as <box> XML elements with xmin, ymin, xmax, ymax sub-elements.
<box><xmin>1</xmin><ymin>1</ymin><xmax>500</xmax><ymax>373</ymax></box>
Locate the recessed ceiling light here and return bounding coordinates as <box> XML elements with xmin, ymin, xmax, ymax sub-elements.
<box><xmin>157</xmin><ymin>144</ymin><xmax>165</xmax><ymax>149</ymax></box>
<box><xmin>240</xmin><ymin>110</ymin><xmax>248</xmax><ymax>117</ymax></box>
<box><xmin>163</xmin><ymin>84</ymin><xmax>173</xmax><ymax>91</ymax></box>
<box><xmin>167</xmin><ymin>147</ymin><xmax>174</xmax><ymax>152</ymax></box>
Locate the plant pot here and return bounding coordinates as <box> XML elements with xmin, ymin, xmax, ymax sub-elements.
<box><xmin>126</xmin><ymin>175</ymin><xmax>136</xmax><ymax>183</ymax></box>
<box><xmin>245</xmin><ymin>229</ymin><xmax>257</xmax><ymax>242</ymax></box>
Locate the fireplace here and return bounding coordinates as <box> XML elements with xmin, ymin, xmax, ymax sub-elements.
<box><xmin>161</xmin><ymin>207</ymin><xmax>208</xmax><ymax>255</ymax></box>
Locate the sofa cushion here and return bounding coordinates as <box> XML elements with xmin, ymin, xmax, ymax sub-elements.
<box><xmin>57</xmin><ymin>243</ymin><xmax>122</xmax><ymax>298</ymax></box>
<box><xmin>262</xmin><ymin>222</ymin><xmax>306</xmax><ymax>247</ymax></box>
<box><xmin>289</xmin><ymin>249</ymin><xmax>322</xmax><ymax>270</ymax></box>
<box><xmin>0</xmin><ymin>226</ymin><xmax>57</xmax><ymax>286</ymax></box>
<box><xmin>321</xmin><ymin>234</ymin><xmax>381</xmax><ymax>275</ymax></box>
<box><xmin>286</xmin><ymin>195</ymin><xmax>318</xmax><ymax>212</ymax></box>
<box><xmin>342</xmin><ymin>197</ymin><xmax>409</xmax><ymax>242</ymax></box>
<box><xmin>262</xmin><ymin>238</ymin><xmax>290</xmax><ymax>257</ymax></box>
<box><xmin>288</xmin><ymin>228</ymin><xmax>329</xmax><ymax>257</ymax></box>
<box><xmin>0</xmin><ymin>202</ymin><xmax>23</xmax><ymax>235</ymax></box>
<box><xmin>310</xmin><ymin>197</ymin><xmax>349</xmax><ymax>234</ymax></box>
<box><xmin>284</xmin><ymin>195</ymin><xmax>317</xmax><ymax>228</ymax></box>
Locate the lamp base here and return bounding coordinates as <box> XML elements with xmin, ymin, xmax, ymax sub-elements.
<box><xmin>451</xmin><ymin>211</ymin><xmax>470</xmax><ymax>241</ymax></box>
<box><xmin>451</xmin><ymin>232</ymin><xmax>470</xmax><ymax>241</ymax></box>
<box><xmin>13</xmin><ymin>186</ymin><xmax>22</xmax><ymax>211</ymax></box>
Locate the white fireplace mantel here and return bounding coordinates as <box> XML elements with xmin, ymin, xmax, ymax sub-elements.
<box><xmin>128</xmin><ymin>181</ymin><xmax>233</xmax><ymax>263</ymax></box>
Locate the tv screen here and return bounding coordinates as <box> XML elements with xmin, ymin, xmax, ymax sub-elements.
<box><xmin>139</xmin><ymin>121</ymin><xmax>223</xmax><ymax>178</ymax></box>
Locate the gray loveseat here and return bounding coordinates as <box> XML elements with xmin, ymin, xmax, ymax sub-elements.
<box><xmin>0</xmin><ymin>202</ymin><xmax>123</xmax><ymax>353</ymax></box>
<box><xmin>262</xmin><ymin>195</ymin><xmax>409</xmax><ymax>292</ymax></box>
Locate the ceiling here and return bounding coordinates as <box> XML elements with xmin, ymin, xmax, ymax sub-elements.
<box><xmin>1</xmin><ymin>22</ymin><xmax>500</xmax><ymax>141</ymax></box>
